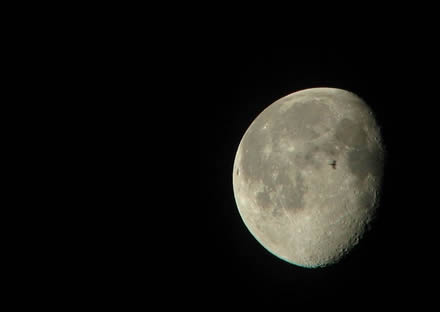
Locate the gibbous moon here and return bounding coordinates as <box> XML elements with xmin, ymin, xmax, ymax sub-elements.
<box><xmin>232</xmin><ymin>88</ymin><xmax>385</xmax><ymax>268</ymax></box>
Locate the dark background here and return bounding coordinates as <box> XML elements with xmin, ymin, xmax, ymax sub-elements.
<box><xmin>197</xmin><ymin>47</ymin><xmax>436</xmax><ymax>307</ymax></box>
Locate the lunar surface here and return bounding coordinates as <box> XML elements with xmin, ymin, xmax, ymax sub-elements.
<box><xmin>232</xmin><ymin>88</ymin><xmax>385</xmax><ymax>268</ymax></box>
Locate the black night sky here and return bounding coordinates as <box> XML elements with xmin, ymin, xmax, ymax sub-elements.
<box><xmin>197</xmin><ymin>47</ymin><xmax>436</xmax><ymax>307</ymax></box>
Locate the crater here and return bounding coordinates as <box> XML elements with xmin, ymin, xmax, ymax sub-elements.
<box><xmin>240</xmin><ymin>130</ymin><xmax>270</xmax><ymax>180</ymax></box>
<box><xmin>319</xmin><ymin>141</ymin><xmax>343</xmax><ymax>158</ymax></box>
<box><xmin>347</xmin><ymin>147</ymin><xmax>383</xmax><ymax>182</ymax></box>
<box><xmin>271</xmin><ymin>206</ymin><xmax>283</xmax><ymax>218</ymax></box>
<box><xmin>334</xmin><ymin>118</ymin><xmax>367</xmax><ymax>148</ymax></box>
<box><xmin>357</xmin><ymin>191</ymin><xmax>375</xmax><ymax>210</ymax></box>
<box><xmin>276</xmin><ymin>172</ymin><xmax>306</xmax><ymax>212</ymax></box>
<box><xmin>273</xmin><ymin>100</ymin><xmax>333</xmax><ymax>141</ymax></box>
<box><xmin>293</xmin><ymin>143</ymin><xmax>330</xmax><ymax>170</ymax></box>
<box><xmin>256</xmin><ymin>191</ymin><xmax>272</xmax><ymax>209</ymax></box>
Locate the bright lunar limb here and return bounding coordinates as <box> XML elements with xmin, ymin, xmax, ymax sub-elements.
<box><xmin>232</xmin><ymin>88</ymin><xmax>385</xmax><ymax>268</ymax></box>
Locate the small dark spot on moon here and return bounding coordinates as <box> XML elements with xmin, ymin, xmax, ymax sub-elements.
<box><xmin>236</xmin><ymin>168</ymin><xmax>239</xmax><ymax>176</ymax></box>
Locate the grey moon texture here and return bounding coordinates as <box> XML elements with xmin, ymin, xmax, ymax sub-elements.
<box><xmin>232</xmin><ymin>87</ymin><xmax>385</xmax><ymax>268</ymax></box>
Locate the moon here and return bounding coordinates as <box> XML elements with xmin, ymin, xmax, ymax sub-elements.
<box><xmin>232</xmin><ymin>87</ymin><xmax>385</xmax><ymax>268</ymax></box>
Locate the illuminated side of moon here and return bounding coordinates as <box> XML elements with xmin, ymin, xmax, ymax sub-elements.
<box><xmin>232</xmin><ymin>87</ymin><xmax>385</xmax><ymax>268</ymax></box>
